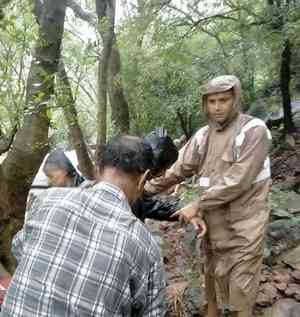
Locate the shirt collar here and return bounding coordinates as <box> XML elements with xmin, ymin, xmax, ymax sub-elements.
<box><xmin>93</xmin><ymin>181</ymin><xmax>127</xmax><ymax>202</ymax></box>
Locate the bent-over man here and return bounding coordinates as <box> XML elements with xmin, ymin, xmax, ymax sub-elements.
<box><xmin>1</xmin><ymin>136</ymin><xmax>165</xmax><ymax>317</ymax></box>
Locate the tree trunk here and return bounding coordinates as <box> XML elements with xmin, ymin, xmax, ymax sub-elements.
<box><xmin>57</xmin><ymin>61</ymin><xmax>95</xmax><ymax>179</ymax></box>
<box><xmin>95</xmin><ymin>0</ymin><xmax>115</xmax><ymax>159</ymax></box>
<box><xmin>280</xmin><ymin>39</ymin><xmax>295</xmax><ymax>133</ymax></box>
<box><xmin>67</xmin><ymin>0</ymin><xmax>129</xmax><ymax>136</ymax></box>
<box><xmin>67</xmin><ymin>0</ymin><xmax>97</xmax><ymax>27</ymax></box>
<box><xmin>0</xmin><ymin>0</ymin><xmax>67</xmax><ymax>272</ymax></box>
<box><xmin>176</xmin><ymin>110</ymin><xmax>192</xmax><ymax>139</ymax></box>
<box><xmin>108</xmin><ymin>41</ymin><xmax>130</xmax><ymax>135</ymax></box>
<box><xmin>267</xmin><ymin>0</ymin><xmax>295</xmax><ymax>133</ymax></box>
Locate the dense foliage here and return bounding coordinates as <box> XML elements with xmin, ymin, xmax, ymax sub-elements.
<box><xmin>0</xmin><ymin>0</ymin><xmax>299</xmax><ymax>142</ymax></box>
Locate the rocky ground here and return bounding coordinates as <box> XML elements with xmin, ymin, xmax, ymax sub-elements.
<box><xmin>146</xmin><ymin>131</ymin><xmax>300</xmax><ymax>316</ymax></box>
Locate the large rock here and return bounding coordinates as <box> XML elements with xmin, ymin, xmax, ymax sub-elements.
<box><xmin>275</xmin><ymin>245</ymin><xmax>300</xmax><ymax>270</ymax></box>
<box><xmin>291</xmin><ymin>270</ymin><xmax>300</xmax><ymax>283</ymax></box>
<box><xmin>285</xmin><ymin>283</ymin><xmax>300</xmax><ymax>301</ymax></box>
<box><xmin>265</xmin><ymin>190</ymin><xmax>300</xmax><ymax>264</ymax></box>
<box><xmin>273</xmin><ymin>269</ymin><xmax>292</xmax><ymax>284</ymax></box>
<box><xmin>257</xmin><ymin>283</ymin><xmax>280</xmax><ymax>307</ymax></box>
<box><xmin>271</xmin><ymin>298</ymin><xmax>300</xmax><ymax>317</ymax></box>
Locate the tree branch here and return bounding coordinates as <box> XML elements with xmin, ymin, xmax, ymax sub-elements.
<box><xmin>67</xmin><ymin>0</ymin><xmax>97</xmax><ymax>27</ymax></box>
<box><xmin>0</xmin><ymin>126</ymin><xmax>17</xmax><ymax>156</ymax></box>
<box><xmin>176</xmin><ymin>109</ymin><xmax>191</xmax><ymax>139</ymax></box>
<box><xmin>166</xmin><ymin>3</ymin><xmax>195</xmax><ymax>23</ymax></box>
<box><xmin>57</xmin><ymin>60</ymin><xmax>95</xmax><ymax>178</ymax></box>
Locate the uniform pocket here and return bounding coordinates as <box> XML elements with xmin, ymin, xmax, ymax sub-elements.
<box><xmin>229</xmin><ymin>199</ymin><xmax>267</xmax><ymax>223</ymax></box>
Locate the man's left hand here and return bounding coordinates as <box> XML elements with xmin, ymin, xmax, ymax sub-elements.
<box><xmin>171</xmin><ymin>201</ymin><xmax>201</xmax><ymax>223</ymax></box>
<box><xmin>189</xmin><ymin>216</ymin><xmax>207</xmax><ymax>238</ymax></box>
<box><xmin>171</xmin><ymin>202</ymin><xmax>207</xmax><ymax>238</ymax></box>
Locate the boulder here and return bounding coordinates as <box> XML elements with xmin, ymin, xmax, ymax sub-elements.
<box><xmin>271</xmin><ymin>298</ymin><xmax>300</xmax><ymax>317</ymax></box>
<box><xmin>285</xmin><ymin>283</ymin><xmax>300</xmax><ymax>301</ymax></box>
<box><xmin>277</xmin><ymin>245</ymin><xmax>300</xmax><ymax>270</ymax></box>
<box><xmin>257</xmin><ymin>283</ymin><xmax>279</xmax><ymax>306</ymax></box>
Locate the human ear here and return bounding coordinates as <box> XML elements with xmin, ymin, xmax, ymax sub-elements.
<box><xmin>95</xmin><ymin>166</ymin><xmax>103</xmax><ymax>180</ymax></box>
<box><xmin>137</xmin><ymin>169</ymin><xmax>151</xmax><ymax>192</ymax></box>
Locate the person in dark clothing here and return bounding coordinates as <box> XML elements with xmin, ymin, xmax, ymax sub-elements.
<box><xmin>144</xmin><ymin>127</ymin><xmax>179</xmax><ymax>178</ymax></box>
<box><xmin>132</xmin><ymin>127</ymin><xmax>179</xmax><ymax>222</ymax></box>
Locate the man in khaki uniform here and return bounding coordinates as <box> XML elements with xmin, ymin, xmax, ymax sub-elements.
<box><xmin>146</xmin><ymin>75</ymin><xmax>272</xmax><ymax>317</ymax></box>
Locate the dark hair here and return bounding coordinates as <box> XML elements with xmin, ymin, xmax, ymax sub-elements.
<box><xmin>43</xmin><ymin>149</ymin><xmax>85</xmax><ymax>186</ymax></box>
<box><xmin>144</xmin><ymin>127</ymin><xmax>178</xmax><ymax>176</ymax></box>
<box><xmin>97</xmin><ymin>136</ymin><xmax>154</xmax><ymax>175</ymax></box>
<box><xmin>44</xmin><ymin>149</ymin><xmax>76</xmax><ymax>176</ymax></box>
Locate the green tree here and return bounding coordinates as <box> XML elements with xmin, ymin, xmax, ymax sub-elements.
<box><xmin>0</xmin><ymin>0</ymin><xmax>67</xmax><ymax>272</ymax></box>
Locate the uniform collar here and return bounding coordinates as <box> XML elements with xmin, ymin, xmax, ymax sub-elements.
<box><xmin>94</xmin><ymin>181</ymin><xmax>127</xmax><ymax>202</ymax></box>
<box><xmin>208</xmin><ymin>112</ymin><xmax>240</xmax><ymax>132</ymax></box>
